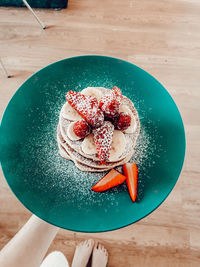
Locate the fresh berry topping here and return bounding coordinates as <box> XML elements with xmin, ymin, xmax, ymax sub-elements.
<box><xmin>91</xmin><ymin>169</ymin><xmax>126</xmax><ymax>192</ymax></box>
<box><xmin>99</xmin><ymin>93</ymin><xmax>113</xmax><ymax>109</ymax></box>
<box><xmin>73</xmin><ymin>120</ymin><xmax>91</xmax><ymax>138</ymax></box>
<box><xmin>123</xmin><ymin>162</ymin><xmax>138</xmax><ymax>202</ymax></box>
<box><xmin>66</xmin><ymin>91</ymin><xmax>104</xmax><ymax>128</ymax></box>
<box><xmin>112</xmin><ymin>86</ymin><xmax>122</xmax><ymax>108</ymax></box>
<box><xmin>94</xmin><ymin>109</ymin><xmax>105</xmax><ymax>128</ymax></box>
<box><xmin>93</xmin><ymin>121</ymin><xmax>114</xmax><ymax>164</ymax></box>
<box><xmin>116</xmin><ymin>112</ymin><xmax>131</xmax><ymax>130</ymax></box>
<box><xmin>102</xmin><ymin>98</ymin><xmax>119</xmax><ymax>118</ymax></box>
<box><xmin>112</xmin><ymin>86</ymin><xmax>122</xmax><ymax>99</ymax></box>
<box><xmin>99</xmin><ymin>87</ymin><xmax>122</xmax><ymax>119</ymax></box>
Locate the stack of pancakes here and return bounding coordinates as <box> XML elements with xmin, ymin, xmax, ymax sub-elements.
<box><xmin>57</xmin><ymin>87</ymin><xmax>140</xmax><ymax>172</ymax></box>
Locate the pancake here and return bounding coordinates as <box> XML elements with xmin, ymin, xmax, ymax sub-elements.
<box><xmin>59</xmin><ymin>87</ymin><xmax>140</xmax><ymax>163</ymax></box>
<box><xmin>57</xmin><ymin>87</ymin><xmax>140</xmax><ymax>172</ymax></box>
<box><xmin>57</xmin><ymin>126</ymin><xmax>133</xmax><ymax>172</ymax></box>
<box><xmin>57</xmin><ymin>125</ymin><xmax>130</xmax><ymax>169</ymax></box>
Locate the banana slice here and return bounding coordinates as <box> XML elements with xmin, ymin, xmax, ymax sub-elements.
<box><xmin>119</xmin><ymin>105</ymin><xmax>137</xmax><ymax>133</ymax></box>
<box><xmin>81</xmin><ymin>87</ymin><xmax>103</xmax><ymax>100</ymax></box>
<box><xmin>109</xmin><ymin>130</ymin><xmax>126</xmax><ymax>162</ymax></box>
<box><xmin>81</xmin><ymin>134</ymin><xmax>97</xmax><ymax>155</ymax></box>
<box><xmin>61</xmin><ymin>102</ymin><xmax>82</xmax><ymax>121</ymax></box>
<box><xmin>67</xmin><ymin>122</ymin><xmax>82</xmax><ymax>141</ymax></box>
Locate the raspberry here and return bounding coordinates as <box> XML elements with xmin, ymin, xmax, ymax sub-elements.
<box><xmin>99</xmin><ymin>87</ymin><xmax>122</xmax><ymax>119</ymax></box>
<box><xmin>116</xmin><ymin>112</ymin><xmax>131</xmax><ymax>130</ymax></box>
<box><xmin>66</xmin><ymin>91</ymin><xmax>104</xmax><ymax>128</ymax></box>
<box><xmin>73</xmin><ymin>120</ymin><xmax>91</xmax><ymax>138</ymax></box>
<box><xmin>93</xmin><ymin>121</ymin><xmax>114</xmax><ymax>163</ymax></box>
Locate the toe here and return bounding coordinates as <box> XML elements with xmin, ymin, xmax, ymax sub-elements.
<box><xmin>88</xmin><ymin>239</ymin><xmax>95</xmax><ymax>248</ymax></box>
<box><xmin>94</xmin><ymin>242</ymin><xmax>98</xmax><ymax>249</ymax></box>
<box><xmin>83</xmin><ymin>240</ymin><xmax>88</xmax><ymax>246</ymax></box>
<box><xmin>103</xmin><ymin>246</ymin><xmax>107</xmax><ymax>253</ymax></box>
<box><xmin>98</xmin><ymin>243</ymin><xmax>108</xmax><ymax>256</ymax></box>
<box><xmin>93</xmin><ymin>242</ymin><xmax>98</xmax><ymax>251</ymax></box>
<box><xmin>104</xmin><ymin>248</ymin><xmax>108</xmax><ymax>257</ymax></box>
<box><xmin>103</xmin><ymin>246</ymin><xmax>108</xmax><ymax>255</ymax></box>
<box><xmin>85</xmin><ymin>239</ymin><xmax>92</xmax><ymax>248</ymax></box>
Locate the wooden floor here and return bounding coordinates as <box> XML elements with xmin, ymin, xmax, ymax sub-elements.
<box><xmin>0</xmin><ymin>0</ymin><xmax>200</xmax><ymax>266</ymax></box>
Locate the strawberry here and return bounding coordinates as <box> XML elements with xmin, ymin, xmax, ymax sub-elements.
<box><xmin>99</xmin><ymin>93</ymin><xmax>114</xmax><ymax>109</ymax></box>
<box><xmin>112</xmin><ymin>86</ymin><xmax>122</xmax><ymax>99</ymax></box>
<box><xmin>101</xmin><ymin>97</ymin><xmax>119</xmax><ymax>119</ymax></box>
<box><xmin>123</xmin><ymin>163</ymin><xmax>138</xmax><ymax>202</ymax></box>
<box><xmin>116</xmin><ymin>112</ymin><xmax>131</xmax><ymax>130</ymax></box>
<box><xmin>93</xmin><ymin>109</ymin><xmax>105</xmax><ymax>128</ymax></box>
<box><xmin>92</xmin><ymin>169</ymin><xmax>126</xmax><ymax>192</ymax></box>
<box><xmin>66</xmin><ymin>91</ymin><xmax>104</xmax><ymax>128</ymax></box>
<box><xmin>93</xmin><ymin>121</ymin><xmax>114</xmax><ymax>164</ymax></box>
<box><xmin>73</xmin><ymin>120</ymin><xmax>91</xmax><ymax>138</ymax></box>
<box><xmin>99</xmin><ymin>87</ymin><xmax>122</xmax><ymax>119</ymax></box>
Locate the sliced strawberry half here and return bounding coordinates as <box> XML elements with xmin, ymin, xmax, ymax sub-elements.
<box><xmin>99</xmin><ymin>87</ymin><xmax>122</xmax><ymax>119</ymax></box>
<box><xmin>66</xmin><ymin>91</ymin><xmax>104</xmax><ymax>128</ymax></box>
<box><xmin>123</xmin><ymin>162</ymin><xmax>138</xmax><ymax>202</ymax></box>
<box><xmin>93</xmin><ymin>121</ymin><xmax>114</xmax><ymax>164</ymax></box>
<box><xmin>92</xmin><ymin>169</ymin><xmax>126</xmax><ymax>192</ymax></box>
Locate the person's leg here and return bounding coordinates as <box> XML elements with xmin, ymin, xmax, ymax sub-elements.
<box><xmin>91</xmin><ymin>242</ymin><xmax>108</xmax><ymax>267</ymax></box>
<box><xmin>0</xmin><ymin>215</ymin><xmax>58</xmax><ymax>267</ymax></box>
<box><xmin>71</xmin><ymin>239</ymin><xmax>94</xmax><ymax>267</ymax></box>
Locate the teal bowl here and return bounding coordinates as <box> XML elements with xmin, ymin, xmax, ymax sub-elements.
<box><xmin>0</xmin><ymin>56</ymin><xmax>185</xmax><ymax>232</ymax></box>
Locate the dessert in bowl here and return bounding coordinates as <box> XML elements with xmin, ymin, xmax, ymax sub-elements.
<box><xmin>0</xmin><ymin>55</ymin><xmax>185</xmax><ymax>231</ymax></box>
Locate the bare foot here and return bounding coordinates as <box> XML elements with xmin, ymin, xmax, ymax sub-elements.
<box><xmin>92</xmin><ymin>243</ymin><xmax>108</xmax><ymax>267</ymax></box>
<box><xmin>71</xmin><ymin>239</ymin><xmax>94</xmax><ymax>267</ymax></box>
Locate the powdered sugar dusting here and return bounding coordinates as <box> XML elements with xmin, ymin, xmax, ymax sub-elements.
<box><xmin>19</xmin><ymin>84</ymin><xmax>157</xmax><ymax>208</ymax></box>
